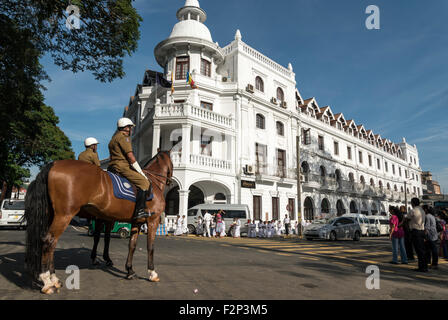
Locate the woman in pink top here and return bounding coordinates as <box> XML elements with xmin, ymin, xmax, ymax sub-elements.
<box><xmin>215</xmin><ymin>210</ymin><xmax>224</xmax><ymax>238</ymax></box>
<box><xmin>389</xmin><ymin>206</ymin><xmax>408</xmax><ymax>264</ymax></box>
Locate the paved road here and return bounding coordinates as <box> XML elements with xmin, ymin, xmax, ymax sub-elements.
<box><xmin>0</xmin><ymin>227</ymin><xmax>447</xmax><ymax>300</ymax></box>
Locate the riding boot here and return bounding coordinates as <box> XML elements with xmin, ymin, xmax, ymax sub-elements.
<box><xmin>133</xmin><ymin>189</ymin><xmax>150</xmax><ymax>220</ymax></box>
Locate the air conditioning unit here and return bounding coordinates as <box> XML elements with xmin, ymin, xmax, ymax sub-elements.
<box><xmin>245</xmin><ymin>165</ymin><xmax>255</xmax><ymax>175</ymax></box>
<box><xmin>281</xmin><ymin>101</ymin><xmax>287</xmax><ymax>108</ymax></box>
<box><xmin>222</xmin><ymin>77</ymin><xmax>228</xmax><ymax>82</ymax></box>
<box><xmin>246</xmin><ymin>84</ymin><xmax>254</xmax><ymax>93</ymax></box>
<box><xmin>271</xmin><ymin>97</ymin><xmax>278</xmax><ymax>104</ymax></box>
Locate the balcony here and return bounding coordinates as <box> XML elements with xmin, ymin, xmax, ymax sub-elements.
<box><xmin>154</xmin><ymin>103</ymin><xmax>233</xmax><ymax>130</ymax></box>
<box><xmin>171</xmin><ymin>152</ymin><xmax>232</xmax><ymax>173</ymax></box>
<box><xmin>255</xmin><ymin>164</ymin><xmax>297</xmax><ymax>181</ymax></box>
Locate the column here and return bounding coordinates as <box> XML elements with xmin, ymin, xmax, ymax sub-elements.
<box><xmin>178</xmin><ymin>189</ymin><xmax>190</xmax><ymax>218</ymax></box>
<box><xmin>152</xmin><ymin>124</ymin><xmax>161</xmax><ymax>157</ymax></box>
<box><xmin>181</xmin><ymin>124</ymin><xmax>191</xmax><ymax>165</ymax></box>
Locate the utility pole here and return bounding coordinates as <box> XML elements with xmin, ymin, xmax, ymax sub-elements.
<box><xmin>296</xmin><ymin>126</ymin><xmax>302</xmax><ymax>228</ymax></box>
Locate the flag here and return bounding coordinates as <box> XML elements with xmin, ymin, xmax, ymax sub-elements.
<box><xmin>186</xmin><ymin>71</ymin><xmax>197</xmax><ymax>89</ymax></box>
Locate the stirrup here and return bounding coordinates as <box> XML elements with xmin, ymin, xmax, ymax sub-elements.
<box><xmin>133</xmin><ymin>209</ymin><xmax>151</xmax><ymax>220</ymax></box>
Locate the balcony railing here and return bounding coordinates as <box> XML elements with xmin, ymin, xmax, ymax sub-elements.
<box><xmin>155</xmin><ymin>103</ymin><xmax>233</xmax><ymax>129</ymax></box>
<box><xmin>171</xmin><ymin>152</ymin><xmax>232</xmax><ymax>172</ymax></box>
<box><xmin>256</xmin><ymin>164</ymin><xmax>297</xmax><ymax>180</ymax></box>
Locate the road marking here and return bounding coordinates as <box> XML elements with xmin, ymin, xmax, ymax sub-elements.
<box><xmin>357</xmin><ymin>260</ymin><xmax>380</xmax><ymax>264</ymax></box>
<box><xmin>300</xmin><ymin>256</ymin><xmax>319</xmax><ymax>261</ymax></box>
<box><xmin>333</xmin><ymin>262</ymin><xmax>352</xmax><ymax>267</ymax></box>
<box><xmin>276</xmin><ymin>253</ymin><xmax>293</xmax><ymax>257</ymax></box>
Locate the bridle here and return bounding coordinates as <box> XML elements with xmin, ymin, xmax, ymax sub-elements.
<box><xmin>142</xmin><ymin>152</ymin><xmax>173</xmax><ymax>191</ymax></box>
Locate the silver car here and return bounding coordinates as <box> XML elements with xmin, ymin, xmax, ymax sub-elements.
<box><xmin>304</xmin><ymin>217</ymin><xmax>362</xmax><ymax>241</ymax></box>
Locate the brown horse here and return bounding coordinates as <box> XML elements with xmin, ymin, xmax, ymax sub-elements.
<box><xmin>24</xmin><ymin>150</ymin><xmax>173</xmax><ymax>294</ymax></box>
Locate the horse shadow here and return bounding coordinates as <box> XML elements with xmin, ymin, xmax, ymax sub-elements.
<box><xmin>0</xmin><ymin>247</ymin><xmax>130</xmax><ymax>290</ymax></box>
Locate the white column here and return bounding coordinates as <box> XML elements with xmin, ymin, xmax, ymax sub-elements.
<box><xmin>181</xmin><ymin>124</ymin><xmax>191</xmax><ymax>165</ymax></box>
<box><xmin>152</xmin><ymin>124</ymin><xmax>161</xmax><ymax>157</ymax></box>
<box><xmin>178</xmin><ymin>189</ymin><xmax>190</xmax><ymax>218</ymax></box>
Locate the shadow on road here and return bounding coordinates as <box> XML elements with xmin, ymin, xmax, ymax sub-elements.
<box><xmin>0</xmin><ymin>247</ymin><xmax>130</xmax><ymax>291</ymax></box>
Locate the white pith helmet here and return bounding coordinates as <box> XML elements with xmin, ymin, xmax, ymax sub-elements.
<box><xmin>117</xmin><ymin>117</ymin><xmax>135</xmax><ymax>129</ymax></box>
<box><xmin>84</xmin><ymin>137</ymin><xmax>99</xmax><ymax>147</ymax></box>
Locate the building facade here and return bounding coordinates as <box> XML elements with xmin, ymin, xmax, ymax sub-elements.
<box><xmin>124</xmin><ymin>0</ymin><xmax>423</xmax><ymax>224</ymax></box>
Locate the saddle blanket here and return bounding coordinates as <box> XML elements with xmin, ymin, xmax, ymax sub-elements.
<box><xmin>107</xmin><ymin>172</ymin><xmax>153</xmax><ymax>202</ymax></box>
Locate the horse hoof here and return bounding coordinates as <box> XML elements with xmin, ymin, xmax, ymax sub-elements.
<box><xmin>54</xmin><ymin>281</ymin><xmax>63</xmax><ymax>289</ymax></box>
<box><xmin>150</xmin><ymin>277</ymin><xmax>160</xmax><ymax>282</ymax></box>
<box><xmin>91</xmin><ymin>259</ymin><xmax>100</xmax><ymax>266</ymax></box>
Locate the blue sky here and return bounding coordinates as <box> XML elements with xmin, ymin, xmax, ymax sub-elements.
<box><xmin>37</xmin><ymin>0</ymin><xmax>448</xmax><ymax>192</ymax></box>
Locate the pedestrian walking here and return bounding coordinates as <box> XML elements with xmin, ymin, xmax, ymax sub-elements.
<box><xmin>215</xmin><ymin>211</ymin><xmax>224</xmax><ymax>238</ymax></box>
<box><xmin>400</xmin><ymin>206</ymin><xmax>415</xmax><ymax>261</ymax></box>
<box><xmin>220</xmin><ymin>219</ymin><xmax>226</xmax><ymax>237</ymax></box>
<box><xmin>197</xmin><ymin>216</ymin><xmax>204</xmax><ymax>236</ymax></box>
<box><xmin>389</xmin><ymin>206</ymin><xmax>408</xmax><ymax>264</ymax></box>
<box><xmin>276</xmin><ymin>220</ymin><xmax>283</xmax><ymax>236</ymax></box>
<box><xmin>247</xmin><ymin>219</ymin><xmax>257</xmax><ymax>238</ymax></box>
<box><xmin>233</xmin><ymin>218</ymin><xmax>241</xmax><ymax>238</ymax></box>
<box><xmin>284</xmin><ymin>214</ymin><xmax>291</xmax><ymax>236</ymax></box>
<box><xmin>405</xmin><ymin>198</ymin><xmax>427</xmax><ymax>272</ymax></box>
<box><xmin>174</xmin><ymin>215</ymin><xmax>183</xmax><ymax>236</ymax></box>
<box><xmin>182</xmin><ymin>215</ymin><xmax>188</xmax><ymax>235</ymax></box>
<box><xmin>435</xmin><ymin>211</ymin><xmax>447</xmax><ymax>259</ymax></box>
<box><xmin>424</xmin><ymin>207</ymin><xmax>440</xmax><ymax>269</ymax></box>
<box><xmin>211</xmin><ymin>217</ymin><xmax>216</xmax><ymax>237</ymax></box>
<box><xmin>203</xmin><ymin>211</ymin><xmax>212</xmax><ymax>237</ymax></box>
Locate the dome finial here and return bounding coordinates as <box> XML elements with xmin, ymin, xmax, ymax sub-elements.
<box><xmin>184</xmin><ymin>0</ymin><xmax>200</xmax><ymax>8</ymax></box>
<box><xmin>235</xmin><ymin>29</ymin><xmax>242</xmax><ymax>41</ymax></box>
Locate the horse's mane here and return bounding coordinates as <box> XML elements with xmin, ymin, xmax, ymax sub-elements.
<box><xmin>143</xmin><ymin>150</ymin><xmax>170</xmax><ymax>169</ymax></box>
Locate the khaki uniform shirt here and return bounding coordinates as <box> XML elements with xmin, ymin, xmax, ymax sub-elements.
<box><xmin>78</xmin><ymin>148</ymin><xmax>101</xmax><ymax>166</ymax></box>
<box><xmin>108</xmin><ymin>131</ymin><xmax>133</xmax><ymax>171</ymax></box>
<box><xmin>108</xmin><ymin>131</ymin><xmax>150</xmax><ymax>190</ymax></box>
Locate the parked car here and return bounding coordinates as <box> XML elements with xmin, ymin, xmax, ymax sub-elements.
<box><xmin>304</xmin><ymin>217</ymin><xmax>362</xmax><ymax>241</ymax></box>
<box><xmin>187</xmin><ymin>204</ymin><xmax>250</xmax><ymax>235</ymax></box>
<box><xmin>367</xmin><ymin>216</ymin><xmax>390</xmax><ymax>236</ymax></box>
<box><xmin>0</xmin><ymin>199</ymin><xmax>26</xmax><ymax>229</ymax></box>
<box><xmin>342</xmin><ymin>213</ymin><xmax>370</xmax><ymax>236</ymax></box>
<box><xmin>88</xmin><ymin>220</ymin><xmax>131</xmax><ymax>239</ymax></box>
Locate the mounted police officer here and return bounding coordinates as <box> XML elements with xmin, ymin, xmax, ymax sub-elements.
<box><xmin>78</xmin><ymin>137</ymin><xmax>101</xmax><ymax>166</ymax></box>
<box><xmin>108</xmin><ymin>118</ymin><xmax>151</xmax><ymax>220</ymax></box>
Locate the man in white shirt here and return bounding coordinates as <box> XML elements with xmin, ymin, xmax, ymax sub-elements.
<box><xmin>284</xmin><ymin>214</ymin><xmax>291</xmax><ymax>236</ymax></box>
<box><xmin>203</xmin><ymin>211</ymin><xmax>212</xmax><ymax>237</ymax></box>
<box><xmin>405</xmin><ymin>198</ymin><xmax>427</xmax><ymax>272</ymax></box>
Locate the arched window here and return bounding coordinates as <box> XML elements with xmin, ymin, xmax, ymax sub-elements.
<box><xmin>277</xmin><ymin>87</ymin><xmax>284</xmax><ymax>102</ymax></box>
<box><xmin>336</xmin><ymin>200</ymin><xmax>345</xmax><ymax>216</ymax></box>
<box><xmin>304</xmin><ymin>197</ymin><xmax>314</xmax><ymax>221</ymax></box>
<box><xmin>379</xmin><ymin>180</ymin><xmax>383</xmax><ymax>189</ymax></box>
<box><xmin>350</xmin><ymin>201</ymin><xmax>358</xmax><ymax>214</ymax></box>
<box><xmin>255</xmin><ymin>76</ymin><xmax>264</xmax><ymax>92</ymax></box>
<box><xmin>370</xmin><ymin>178</ymin><xmax>375</xmax><ymax>186</ymax></box>
<box><xmin>321</xmin><ymin>198</ymin><xmax>330</xmax><ymax>214</ymax></box>
<box><xmin>360</xmin><ymin>176</ymin><xmax>365</xmax><ymax>185</ymax></box>
<box><xmin>214</xmin><ymin>193</ymin><xmax>226</xmax><ymax>201</ymax></box>
<box><xmin>320</xmin><ymin>166</ymin><xmax>326</xmax><ymax>177</ymax></box>
<box><xmin>276</xmin><ymin>121</ymin><xmax>284</xmax><ymax>136</ymax></box>
<box><xmin>387</xmin><ymin>183</ymin><xmax>391</xmax><ymax>190</ymax></box>
<box><xmin>256</xmin><ymin>114</ymin><xmax>265</xmax><ymax>129</ymax></box>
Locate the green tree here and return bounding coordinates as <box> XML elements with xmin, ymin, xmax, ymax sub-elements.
<box><xmin>1</xmin><ymin>0</ymin><xmax>142</xmax><ymax>82</ymax></box>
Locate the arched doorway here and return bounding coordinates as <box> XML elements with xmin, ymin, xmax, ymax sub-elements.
<box><xmin>371</xmin><ymin>202</ymin><xmax>378</xmax><ymax>215</ymax></box>
<box><xmin>164</xmin><ymin>185</ymin><xmax>205</xmax><ymax>216</ymax></box>
<box><xmin>304</xmin><ymin>197</ymin><xmax>314</xmax><ymax>221</ymax></box>
<box><xmin>350</xmin><ymin>201</ymin><xmax>358</xmax><ymax>213</ymax></box>
<box><xmin>336</xmin><ymin>200</ymin><xmax>345</xmax><ymax>216</ymax></box>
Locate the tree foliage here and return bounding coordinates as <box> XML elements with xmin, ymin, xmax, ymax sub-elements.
<box><xmin>1</xmin><ymin>0</ymin><xmax>142</xmax><ymax>82</ymax></box>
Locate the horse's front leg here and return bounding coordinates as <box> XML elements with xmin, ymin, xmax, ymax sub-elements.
<box><xmin>125</xmin><ymin>223</ymin><xmax>139</xmax><ymax>279</ymax></box>
<box><xmin>103</xmin><ymin>222</ymin><xmax>113</xmax><ymax>267</ymax></box>
<box><xmin>147</xmin><ymin>219</ymin><xmax>160</xmax><ymax>282</ymax></box>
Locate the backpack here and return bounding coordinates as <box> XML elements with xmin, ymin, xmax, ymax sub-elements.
<box><xmin>436</xmin><ymin>220</ymin><xmax>443</xmax><ymax>233</ymax></box>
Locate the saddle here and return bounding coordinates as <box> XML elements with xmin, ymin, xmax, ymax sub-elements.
<box><xmin>106</xmin><ymin>169</ymin><xmax>153</xmax><ymax>203</ymax></box>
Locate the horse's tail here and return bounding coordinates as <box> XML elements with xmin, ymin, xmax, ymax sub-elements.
<box><xmin>25</xmin><ymin>162</ymin><xmax>54</xmax><ymax>279</ymax></box>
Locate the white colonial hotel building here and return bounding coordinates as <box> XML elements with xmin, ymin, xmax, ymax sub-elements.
<box><xmin>123</xmin><ymin>0</ymin><xmax>423</xmax><ymax>225</ymax></box>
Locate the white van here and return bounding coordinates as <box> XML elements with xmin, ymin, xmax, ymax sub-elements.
<box><xmin>0</xmin><ymin>199</ymin><xmax>26</xmax><ymax>229</ymax></box>
<box><xmin>367</xmin><ymin>216</ymin><xmax>390</xmax><ymax>236</ymax></box>
<box><xmin>342</xmin><ymin>213</ymin><xmax>370</xmax><ymax>236</ymax></box>
<box><xmin>187</xmin><ymin>204</ymin><xmax>250</xmax><ymax>236</ymax></box>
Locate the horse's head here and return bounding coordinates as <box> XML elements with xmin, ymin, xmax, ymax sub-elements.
<box><xmin>143</xmin><ymin>149</ymin><xmax>173</xmax><ymax>186</ymax></box>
